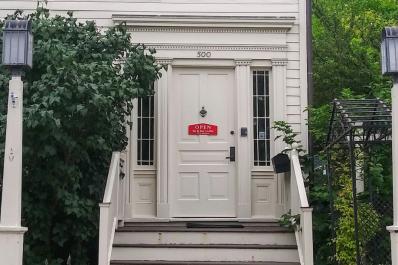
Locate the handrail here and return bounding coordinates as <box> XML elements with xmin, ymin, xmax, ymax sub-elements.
<box><xmin>98</xmin><ymin>152</ymin><xmax>125</xmax><ymax>265</ymax></box>
<box><xmin>291</xmin><ymin>148</ymin><xmax>309</xmax><ymax>208</ymax></box>
<box><xmin>103</xmin><ymin>152</ymin><xmax>121</xmax><ymax>203</ymax></box>
<box><xmin>290</xmin><ymin>143</ymin><xmax>313</xmax><ymax>265</ymax></box>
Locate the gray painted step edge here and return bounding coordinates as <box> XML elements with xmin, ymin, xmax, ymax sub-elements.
<box><xmin>116</xmin><ymin>227</ymin><xmax>293</xmax><ymax>233</ymax></box>
<box><xmin>112</xmin><ymin>244</ymin><xmax>297</xmax><ymax>249</ymax></box>
<box><xmin>110</xmin><ymin>261</ymin><xmax>300</xmax><ymax>265</ymax></box>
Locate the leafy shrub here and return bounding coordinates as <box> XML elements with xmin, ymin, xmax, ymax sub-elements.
<box><xmin>0</xmin><ymin>9</ymin><xmax>163</xmax><ymax>265</ymax></box>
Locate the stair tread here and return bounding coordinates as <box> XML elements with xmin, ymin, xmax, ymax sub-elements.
<box><xmin>117</xmin><ymin>227</ymin><xmax>291</xmax><ymax>233</ymax></box>
<box><xmin>122</xmin><ymin>222</ymin><xmax>281</xmax><ymax>228</ymax></box>
<box><xmin>123</xmin><ymin>221</ymin><xmax>280</xmax><ymax>225</ymax></box>
<box><xmin>117</xmin><ymin>222</ymin><xmax>291</xmax><ymax>233</ymax></box>
<box><xmin>113</xmin><ymin>244</ymin><xmax>297</xmax><ymax>249</ymax></box>
<box><xmin>110</xmin><ymin>261</ymin><xmax>300</xmax><ymax>265</ymax></box>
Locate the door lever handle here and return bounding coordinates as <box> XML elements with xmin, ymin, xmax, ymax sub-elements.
<box><xmin>226</xmin><ymin>147</ymin><xmax>236</xmax><ymax>162</ymax></box>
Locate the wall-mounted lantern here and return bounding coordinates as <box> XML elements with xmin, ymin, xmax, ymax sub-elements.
<box><xmin>272</xmin><ymin>153</ymin><xmax>291</xmax><ymax>174</ymax></box>
<box><xmin>381</xmin><ymin>27</ymin><xmax>398</xmax><ymax>76</ymax></box>
<box><xmin>2</xmin><ymin>20</ymin><xmax>33</xmax><ymax>70</ymax></box>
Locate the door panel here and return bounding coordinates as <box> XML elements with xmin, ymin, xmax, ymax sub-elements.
<box><xmin>170</xmin><ymin>68</ymin><xmax>236</xmax><ymax>217</ymax></box>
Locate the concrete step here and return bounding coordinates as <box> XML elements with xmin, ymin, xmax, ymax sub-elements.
<box><xmin>110</xmin><ymin>262</ymin><xmax>300</xmax><ymax>265</ymax></box>
<box><xmin>110</xmin><ymin>244</ymin><xmax>299</xmax><ymax>263</ymax></box>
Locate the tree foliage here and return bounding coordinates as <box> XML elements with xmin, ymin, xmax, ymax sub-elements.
<box><xmin>312</xmin><ymin>0</ymin><xmax>398</xmax><ymax>106</ymax></box>
<box><xmin>0</xmin><ymin>9</ymin><xmax>163</xmax><ymax>265</ymax></box>
<box><xmin>310</xmin><ymin>1</ymin><xmax>398</xmax><ymax>264</ymax></box>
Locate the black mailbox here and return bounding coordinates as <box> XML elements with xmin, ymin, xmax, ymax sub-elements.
<box><xmin>272</xmin><ymin>153</ymin><xmax>291</xmax><ymax>173</ymax></box>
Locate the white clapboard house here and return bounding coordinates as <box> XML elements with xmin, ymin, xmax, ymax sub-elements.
<box><xmin>2</xmin><ymin>1</ymin><xmax>313</xmax><ymax>265</ymax></box>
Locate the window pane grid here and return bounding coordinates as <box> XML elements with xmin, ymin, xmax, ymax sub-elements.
<box><xmin>137</xmin><ymin>95</ymin><xmax>155</xmax><ymax>166</ymax></box>
<box><xmin>253</xmin><ymin>70</ymin><xmax>271</xmax><ymax>167</ymax></box>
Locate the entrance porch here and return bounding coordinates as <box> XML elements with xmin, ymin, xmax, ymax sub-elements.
<box><xmin>98</xmin><ymin>12</ymin><xmax>313</xmax><ymax>265</ymax></box>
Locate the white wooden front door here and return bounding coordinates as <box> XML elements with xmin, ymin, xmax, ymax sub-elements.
<box><xmin>169</xmin><ymin>68</ymin><xmax>236</xmax><ymax>217</ymax></box>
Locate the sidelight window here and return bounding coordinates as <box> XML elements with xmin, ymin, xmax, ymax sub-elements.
<box><xmin>253</xmin><ymin>70</ymin><xmax>271</xmax><ymax>167</ymax></box>
<box><xmin>137</xmin><ymin>95</ymin><xmax>155</xmax><ymax>166</ymax></box>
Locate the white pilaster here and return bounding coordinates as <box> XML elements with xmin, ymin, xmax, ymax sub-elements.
<box><xmin>235</xmin><ymin>59</ymin><xmax>252</xmax><ymax>218</ymax></box>
<box><xmin>271</xmin><ymin>59</ymin><xmax>288</xmax><ymax>154</ymax></box>
<box><xmin>0</xmin><ymin>75</ymin><xmax>27</xmax><ymax>265</ymax></box>
<box><xmin>156</xmin><ymin>58</ymin><xmax>173</xmax><ymax>218</ymax></box>
<box><xmin>299</xmin><ymin>0</ymin><xmax>309</xmax><ymax>151</ymax></box>
<box><xmin>272</xmin><ymin>59</ymin><xmax>288</xmax><ymax>216</ymax></box>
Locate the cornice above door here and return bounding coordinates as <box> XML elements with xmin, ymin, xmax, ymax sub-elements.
<box><xmin>112</xmin><ymin>14</ymin><xmax>295</xmax><ymax>33</ymax></box>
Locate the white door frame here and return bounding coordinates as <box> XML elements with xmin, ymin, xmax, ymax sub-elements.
<box><xmin>155</xmin><ymin>58</ymin><xmax>253</xmax><ymax>219</ymax></box>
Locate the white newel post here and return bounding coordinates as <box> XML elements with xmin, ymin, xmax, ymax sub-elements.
<box><xmin>235</xmin><ymin>60</ymin><xmax>252</xmax><ymax>218</ymax></box>
<box><xmin>388</xmin><ymin>78</ymin><xmax>398</xmax><ymax>265</ymax></box>
<box><xmin>302</xmin><ymin>207</ymin><xmax>314</xmax><ymax>265</ymax></box>
<box><xmin>0</xmin><ymin>74</ymin><xmax>28</xmax><ymax>265</ymax></box>
<box><xmin>157</xmin><ymin>59</ymin><xmax>172</xmax><ymax>218</ymax></box>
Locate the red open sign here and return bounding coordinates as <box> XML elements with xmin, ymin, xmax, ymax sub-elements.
<box><xmin>188</xmin><ymin>123</ymin><xmax>218</xmax><ymax>136</ymax></box>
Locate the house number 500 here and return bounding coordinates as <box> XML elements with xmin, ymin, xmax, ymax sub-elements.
<box><xmin>197</xmin><ymin>51</ymin><xmax>211</xmax><ymax>58</ymax></box>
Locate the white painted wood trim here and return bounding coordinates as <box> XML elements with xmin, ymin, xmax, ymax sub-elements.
<box><xmin>145</xmin><ymin>43</ymin><xmax>288</xmax><ymax>52</ymax></box>
<box><xmin>99</xmin><ymin>153</ymin><xmax>123</xmax><ymax>265</ymax></box>
<box><xmin>108</xmin><ymin>217</ymin><xmax>118</xmax><ymax>264</ymax></box>
<box><xmin>271</xmin><ymin>58</ymin><xmax>288</xmax><ymax>154</ymax></box>
<box><xmin>124</xmin><ymin>114</ymin><xmax>133</xmax><ymax>218</ymax></box>
<box><xmin>235</xmin><ymin>59</ymin><xmax>252</xmax><ymax>218</ymax></box>
<box><xmin>156</xmin><ymin>60</ymin><xmax>172</xmax><ymax>218</ymax></box>
<box><xmin>1</xmin><ymin>76</ymin><xmax>23</xmax><ymax>227</ymax></box>
<box><xmin>290</xmin><ymin>148</ymin><xmax>309</xmax><ymax>211</ymax></box>
<box><xmin>290</xmin><ymin>146</ymin><xmax>313</xmax><ymax>265</ymax></box>
<box><xmin>99</xmin><ymin>204</ymin><xmax>110</xmax><ymax>265</ymax></box>
<box><xmin>172</xmin><ymin>59</ymin><xmax>236</xmax><ymax>68</ymax></box>
<box><xmin>271</xmin><ymin>59</ymin><xmax>288</xmax><ymax>217</ymax></box>
<box><xmin>299</xmin><ymin>0</ymin><xmax>309</xmax><ymax>150</ymax></box>
<box><xmin>103</xmin><ymin>153</ymin><xmax>121</xmax><ymax>203</ymax></box>
<box><xmin>112</xmin><ymin>14</ymin><xmax>296</xmax><ymax>31</ymax></box>
<box><xmin>166</xmin><ymin>62</ymin><xmax>176</xmax><ymax>217</ymax></box>
<box><xmin>301</xmin><ymin>207</ymin><xmax>314</xmax><ymax>265</ymax></box>
<box><xmin>295</xmin><ymin>230</ymin><xmax>305</xmax><ymax>265</ymax></box>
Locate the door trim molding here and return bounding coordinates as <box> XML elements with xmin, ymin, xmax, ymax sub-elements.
<box><xmin>156</xmin><ymin>58</ymin><xmax>255</xmax><ymax>219</ymax></box>
<box><xmin>235</xmin><ymin>59</ymin><xmax>253</xmax><ymax>218</ymax></box>
<box><xmin>156</xmin><ymin>61</ymin><xmax>173</xmax><ymax>218</ymax></box>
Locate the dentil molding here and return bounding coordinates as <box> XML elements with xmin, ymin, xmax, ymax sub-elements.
<box><xmin>156</xmin><ymin>58</ymin><xmax>173</xmax><ymax>65</ymax></box>
<box><xmin>146</xmin><ymin>43</ymin><xmax>287</xmax><ymax>52</ymax></box>
<box><xmin>235</xmin><ymin>60</ymin><xmax>253</xmax><ymax>66</ymax></box>
<box><xmin>271</xmin><ymin>59</ymin><xmax>288</xmax><ymax>66</ymax></box>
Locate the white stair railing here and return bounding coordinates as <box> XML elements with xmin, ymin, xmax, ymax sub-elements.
<box><xmin>289</xmin><ymin>144</ymin><xmax>314</xmax><ymax>265</ymax></box>
<box><xmin>98</xmin><ymin>152</ymin><xmax>126</xmax><ymax>265</ymax></box>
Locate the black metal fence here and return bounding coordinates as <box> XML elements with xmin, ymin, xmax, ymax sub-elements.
<box><xmin>326</xmin><ymin>145</ymin><xmax>393</xmax><ymax>265</ymax></box>
<box><xmin>325</xmin><ymin>99</ymin><xmax>393</xmax><ymax>265</ymax></box>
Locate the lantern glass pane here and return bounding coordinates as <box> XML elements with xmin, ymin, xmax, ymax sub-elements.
<box><xmin>10</xmin><ymin>33</ymin><xmax>19</xmax><ymax>64</ymax></box>
<box><xmin>381</xmin><ymin>40</ymin><xmax>387</xmax><ymax>74</ymax></box>
<box><xmin>388</xmin><ymin>38</ymin><xmax>398</xmax><ymax>72</ymax></box>
<box><xmin>18</xmin><ymin>32</ymin><xmax>27</xmax><ymax>64</ymax></box>
<box><xmin>28</xmin><ymin>33</ymin><xmax>33</xmax><ymax>67</ymax></box>
<box><xmin>3</xmin><ymin>32</ymin><xmax>13</xmax><ymax>65</ymax></box>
